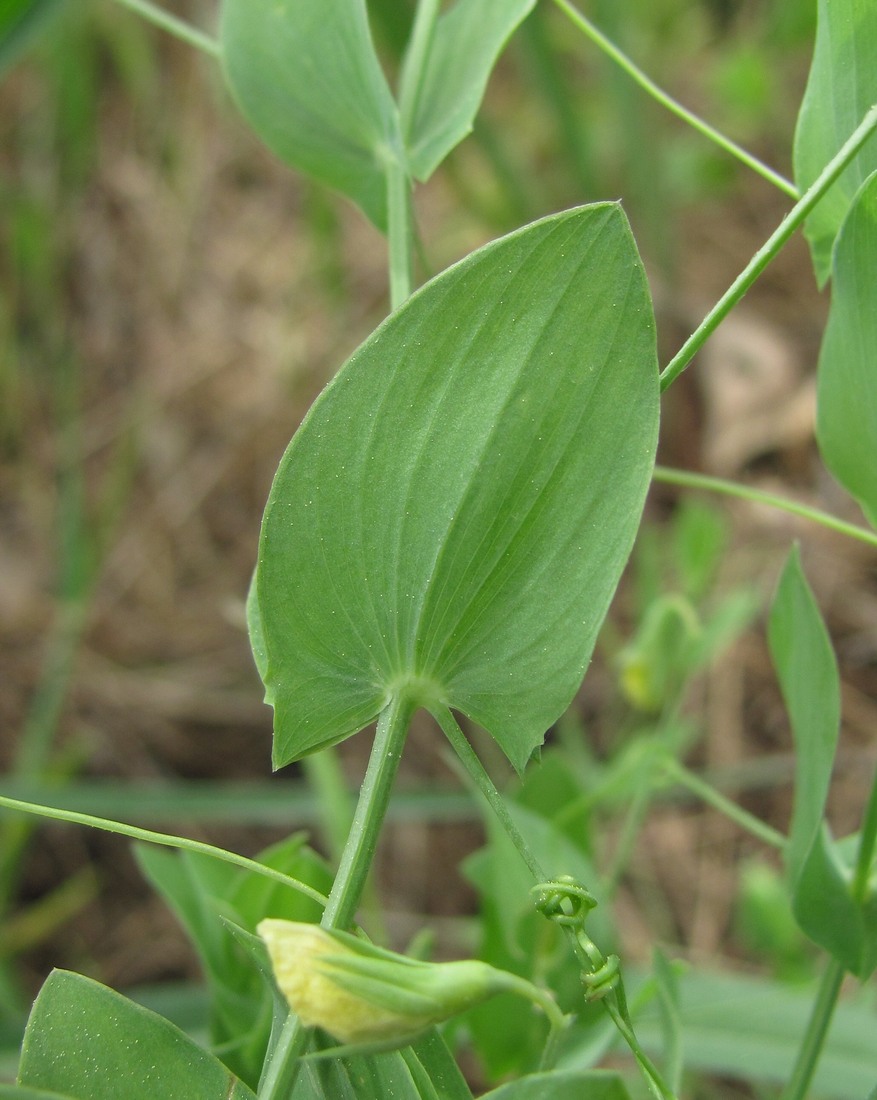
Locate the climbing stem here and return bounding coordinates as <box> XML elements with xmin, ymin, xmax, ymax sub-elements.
<box><xmin>780</xmin><ymin>958</ymin><xmax>846</xmax><ymax>1100</ymax></box>
<box><xmin>432</xmin><ymin>706</ymin><xmax>677</xmax><ymax>1100</ymax></box>
<box><xmin>258</xmin><ymin>694</ymin><xmax>415</xmax><ymax>1098</ymax></box>
<box><xmin>387</xmin><ymin>156</ymin><xmax>415</xmax><ymax>310</ymax></box>
<box><xmin>653</xmin><ymin>466</ymin><xmax>877</xmax><ymax>550</ymax></box>
<box><xmin>552</xmin><ymin>0</ymin><xmax>797</xmax><ymax>198</ymax></box>
<box><xmin>660</xmin><ymin>756</ymin><xmax>787</xmax><ymax>851</ymax></box>
<box><xmin>660</xmin><ymin>104</ymin><xmax>877</xmax><ymax>391</ymax></box>
<box><xmin>112</xmin><ymin>0</ymin><xmax>220</xmax><ymax>57</ymax></box>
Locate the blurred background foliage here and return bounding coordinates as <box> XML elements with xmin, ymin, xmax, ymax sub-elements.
<box><xmin>5</xmin><ymin>0</ymin><xmax>877</xmax><ymax>1092</ymax></box>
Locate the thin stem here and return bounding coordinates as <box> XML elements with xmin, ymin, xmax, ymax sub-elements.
<box><xmin>111</xmin><ymin>0</ymin><xmax>221</xmax><ymax>58</ymax></box>
<box><xmin>431</xmin><ymin>705</ymin><xmax>546</xmax><ymax>881</ymax></box>
<box><xmin>851</xmin><ymin>760</ymin><xmax>877</xmax><ymax>903</ymax></box>
<box><xmin>387</xmin><ymin>155</ymin><xmax>414</xmax><ymax>309</ymax></box>
<box><xmin>780</xmin><ymin>958</ymin><xmax>845</xmax><ymax>1100</ymax></box>
<box><xmin>552</xmin><ymin>0</ymin><xmax>797</xmax><ymax>199</ymax></box>
<box><xmin>0</xmin><ymin>793</ymin><xmax>327</xmax><ymax>906</ymax></box>
<box><xmin>661</xmin><ymin>757</ymin><xmax>787</xmax><ymax>851</ymax></box>
<box><xmin>432</xmin><ymin>706</ymin><xmax>677</xmax><ymax>1100</ymax></box>
<box><xmin>258</xmin><ymin>694</ymin><xmax>415</xmax><ymax>1100</ymax></box>
<box><xmin>653</xmin><ymin>466</ymin><xmax>877</xmax><ymax>550</ymax></box>
<box><xmin>660</xmin><ymin>104</ymin><xmax>877</xmax><ymax>391</ymax></box>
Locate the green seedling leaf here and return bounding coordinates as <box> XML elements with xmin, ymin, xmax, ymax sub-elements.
<box><xmin>481</xmin><ymin>1070</ymin><xmax>630</xmax><ymax>1100</ymax></box>
<box><xmin>219</xmin><ymin>0</ymin><xmax>401</xmax><ymax>229</ymax></box>
<box><xmin>816</xmin><ymin>171</ymin><xmax>877</xmax><ymax>529</ymax></box>
<box><xmin>793</xmin><ymin>826</ymin><xmax>877</xmax><ymax>979</ymax></box>
<box><xmin>767</xmin><ymin>546</ymin><xmax>839</xmax><ymax>885</ymax></box>
<box><xmin>764</xmin><ymin>548</ymin><xmax>877</xmax><ymax>973</ymax></box>
<box><xmin>254</xmin><ymin>204</ymin><xmax>659</xmax><ymax>771</ymax></box>
<box><xmin>399</xmin><ymin>0</ymin><xmax>537</xmax><ymax>182</ymax></box>
<box><xmin>0</xmin><ymin>0</ymin><xmax>63</xmax><ymax>76</ymax></box>
<box><xmin>793</xmin><ymin>0</ymin><xmax>877</xmax><ymax>284</ymax></box>
<box><xmin>17</xmin><ymin>970</ymin><xmax>256</xmax><ymax>1099</ymax></box>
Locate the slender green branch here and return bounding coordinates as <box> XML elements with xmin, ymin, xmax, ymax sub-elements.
<box><xmin>431</xmin><ymin>705</ymin><xmax>546</xmax><ymax>881</ymax></box>
<box><xmin>0</xmin><ymin>793</ymin><xmax>327</xmax><ymax>906</ymax></box>
<box><xmin>780</xmin><ymin>958</ymin><xmax>846</xmax><ymax>1100</ymax></box>
<box><xmin>552</xmin><ymin>0</ymin><xmax>797</xmax><ymax>199</ymax></box>
<box><xmin>660</xmin><ymin>104</ymin><xmax>877</xmax><ymax>391</ymax></box>
<box><xmin>387</xmin><ymin>154</ymin><xmax>415</xmax><ymax>309</ymax></box>
<box><xmin>112</xmin><ymin>0</ymin><xmax>221</xmax><ymax>58</ymax></box>
<box><xmin>432</xmin><ymin>706</ymin><xmax>677</xmax><ymax>1100</ymax></box>
<box><xmin>653</xmin><ymin>466</ymin><xmax>877</xmax><ymax>549</ymax></box>
<box><xmin>258</xmin><ymin>694</ymin><xmax>415</xmax><ymax>1100</ymax></box>
<box><xmin>660</xmin><ymin>757</ymin><xmax>787</xmax><ymax>851</ymax></box>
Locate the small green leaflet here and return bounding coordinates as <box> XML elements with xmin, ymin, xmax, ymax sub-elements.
<box><xmin>251</xmin><ymin>204</ymin><xmax>659</xmax><ymax>772</ymax></box>
<box><xmin>793</xmin><ymin>0</ymin><xmax>877</xmax><ymax>285</ymax></box>
<box><xmin>816</xmin><ymin>171</ymin><xmax>877</xmax><ymax>529</ymax></box>
<box><xmin>219</xmin><ymin>0</ymin><xmax>400</xmax><ymax>229</ymax></box>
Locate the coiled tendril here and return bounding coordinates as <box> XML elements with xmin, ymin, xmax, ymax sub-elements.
<box><xmin>532</xmin><ymin>876</ymin><xmax>621</xmax><ymax>1001</ymax></box>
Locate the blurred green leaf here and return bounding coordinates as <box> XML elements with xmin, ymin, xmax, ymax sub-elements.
<box><xmin>671</xmin><ymin>499</ymin><xmax>728</xmax><ymax>601</ymax></box>
<box><xmin>219</xmin><ymin>0</ymin><xmax>400</xmax><ymax>229</ymax></box>
<box><xmin>0</xmin><ymin>0</ymin><xmax>63</xmax><ymax>76</ymax></box>
<box><xmin>135</xmin><ymin>834</ymin><xmax>331</xmax><ymax>1088</ymax></box>
<box><xmin>767</xmin><ymin>547</ymin><xmax>839</xmax><ymax>885</ymax></box>
<box><xmin>764</xmin><ymin>549</ymin><xmax>876</xmax><ymax>974</ymax></box>
<box><xmin>17</xmin><ymin>971</ymin><xmax>256</xmax><ymax>1099</ymax></box>
<box><xmin>793</xmin><ymin>0</ymin><xmax>877</xmax><ymax>284</ymax></box>
<box><xmin>253</xmin><ymin>204</ymin><xmax>658</xmax><ymax>772</ymax></box>
<box><xmin>794</xmin><ymin>828</ymin><xmax>877</xmax><ymax>980</ymax></box>
<box><xmin>481</xmin><ymin>1070</ymin><xmax>630</xmax><ymax>1100</ymax></box>
<box><xmin>632</xmin><ymin>967</ymin><xmax>877</xmax><ymax>1097</ymax></box>
<box><xmin>399</xmin><ymin>0</ymin><xmax>537</xmax><ymax>182</ymax></box>
<box><xmin>816</xmin><ymin>170</ymin><xmax>877</xmax><ymax>529</ymax></box>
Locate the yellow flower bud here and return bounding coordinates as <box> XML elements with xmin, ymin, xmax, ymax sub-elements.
<box><xmin>257</xmin><ymin>918</ymin><xmax>557</xmax><ymax>1048</ymax></box>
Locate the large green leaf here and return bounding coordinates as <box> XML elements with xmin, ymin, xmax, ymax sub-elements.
<box><xmin>793</xmin><ymin>0</ymin><xmax>877</xmax><ymax>284</ymax></box>
<box><xmin>17</xmin><ymin>971</ymin><xmax>256</xmax><ymax>1100</ymax></box>
<box><xmin>253</xmin><ymin>204</ymin><xmax>659</xmax><ymax>771</ymax></box>
<box><xmin>815</xmin><ymin>171</ymin><xmax>877</xmax><ymax>528</ymax></box>
<box><xmin>767</xmin><ymin>547</ymin><xmax>839</xmax><ymax>884</ymax></box>
<box><xmin>399</xmin><ymin>0</ymin><xmax>537</xmax><ymax>182</ymax></box>
<box><xmin>219</xmin><ymin>0</ymin><xmax>400</xmax><ymax>229</ymax></box>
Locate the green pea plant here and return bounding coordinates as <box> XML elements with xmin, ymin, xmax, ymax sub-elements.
<box><xmin>2</xmin><ymin>0</ymin><xmax>877</xmax><ymax>1098</ymax></box>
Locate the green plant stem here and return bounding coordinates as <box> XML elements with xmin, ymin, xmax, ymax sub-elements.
<box><xmin>0</xmin><ymin>793</ymin><xmax>326</xmax><ymax>906</ymax></box>
<box><xmin>552</xmin><ymin>0</ymin><xmax>797</xmax><ymax>199</ymax></box>
<box><xmin>387</xmin><ymin>155</ymin><xmax>414</xmax><ymax>309</ymax></box>
<box><xmin>431</xmin><ymin>705</ymin><xmax>545</xmax><ymax>881</ymax></box>
<box><xmin>851</xmin><ymin>761</ymin><xmax>877</xmax><ymax>902</ymax></box>
<box><xmin>258</xmin><ymin>693</ymin><xmax>415</xmax><ymax>1100</ymax></box>
<box><xmin>431</xmin><ymin>706</ymin><xmax>677</xmax><ymax>1100</ymax></box>
<box><xmin>653</xmin><ymin>466</ymin><xmax>877</xmax><ymax>550</ymax></box>
<box><xmin>111</xmin><ymin>0</ymin><xmax>220</xmax><ymax>58</ymax></box>
<box><xmin>660</xmin><ymin>103</ymin><xmax>877</xmax><ymax>391</ymax></box>
<box><xmin>660</xmin><ymin>756</ymin><xmax>787</xmax><ymax>851</ymax></box>
<box><xmin>780</xmin><ymin>957</ymin><xmax>846</xmax><ymax>1100</ymax></box>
